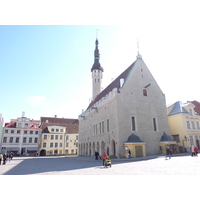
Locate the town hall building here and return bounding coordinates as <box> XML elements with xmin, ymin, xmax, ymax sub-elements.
<box><xmin>78</xmin><ymin>38</ymin><xmax>172</xmax><ymax>158</ymax></box>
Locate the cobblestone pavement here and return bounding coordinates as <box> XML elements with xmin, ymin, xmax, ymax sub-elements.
<box><xmin>0</xmin><ymin>153</ymin><xmax>200</xmax><ymax>175</ymax></box>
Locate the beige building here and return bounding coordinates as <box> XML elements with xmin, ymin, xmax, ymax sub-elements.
<box><xmin>167</xmin><ymin>101</ymin><xmax>200</xmax><ymax>152</ymax></box>
<box><xmin>40</xmin><ymin>117</ymin><xmax>79</xmax><ymax>156</ymax></box>
<box><xmin>78</xmin><ymin>39</ymin><xmax>171</xmax><ymax>158</ymax></box>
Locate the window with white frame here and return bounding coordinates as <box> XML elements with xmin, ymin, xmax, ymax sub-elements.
<box><xmin>51</xmin><ymin>135</ymin><xmax>54</xmax><ymax>140</ymax></box>
<box><xmin>196</xmin><ymin>122</ymin><xmax>200</xmax><ymax>130</ymax></box>
<box><xmin>43</xmin><ymin>143</ymin><xmax>46</xmax><ymax>148</ymax></box>
<box><xmin>186</xmin><ymin>121</ymin><xmax>191</xmax><ymax>129</ymax></box>
<box><xmin>34</xmin><ymin>138</ymin><xmax>38</xmax><ymax>143</ymax></box>
<box><xmin>102</xmin><ymin>121</ymin><xmax>104</xmax><ymax>133</ymax></box>
<box><xmin>9</xmin><ymin>137</ymin><xmax>13</xmax><ymax>143</ymax></box>
<box><xmin>29</xmin><ymin>137</ymin><xmax>32</xmax><ymax>143</ymax></box>
<box><xmin>99</xmin><ymin>122</ymin><xmax>102</xmax><ymax>134</ymax></box>
<box><xmin>131</xmin><ymin>117</ymin><xmax>136</xmax><ymax>131</ymax></box>
<box><xmin>50</xmin><ymin>143</ymin><xmax>53</xmax><ymax>148</ymax></box>
<box><xmin>153</xmin><ymin>118</ymin><xmax>157</xmax><ymax>131</ymax></box>
<box><xmin>3</xmin><ymin>137</ymin><xmax>7</xmax><ymax>143</ymax></box>
<box><xmin>107</xmin><ymin>119</ymin><xmax>110</xmax><ymax>132</ymax></box>
<box><xmin>16</xmin><ymin>137</ymin><xmax>20</xmax><ymax>143</ymax></box>
<box><xmin>192</xmin><ymin>121</ymin><xmax>196</xmax><ymax>129</ymax></box>
<box><xmin>23</xmin><ymin>137</ymin><xmax>26</xmax><ymax>143</ymax></box>
<box><xmin>190</xmin><ymin>136</ymin><xmax>194</xmax><ymax>145</ymax></box>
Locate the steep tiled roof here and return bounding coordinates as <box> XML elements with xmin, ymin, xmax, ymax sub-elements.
<box><xmin>40</xmin><ymin>117</ymin><xmax>79</xmax><ymax>133</ymax></box>
<box><xmin>4</xmin><ymin>119</ymin><xmax>41</xmax><ymax>129</ymax></box>
<box><xmin>87</xmin><ymin>60</ymin><xmax>137</xmax><ymax>110</ymax></box>
<box><xmin>4</xmin><ymin>120</ymin><xmax>17</xmax><ymax>128</ymax></box>
<box><xmin>190</xmin><ymin>100</ymin><xmax>200</xmax><ymax>115</ymax></box>
<box><xmin>168</xmin><ymin>101</ymin><xmax>189</xmax><ymax>116</ymax></box>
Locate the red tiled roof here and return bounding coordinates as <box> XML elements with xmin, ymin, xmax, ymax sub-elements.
<box><xmin>40</xmin><ymin>117</ymin><xmax>79</xmax><ymax>133</ymax></box>
<box><xmin>4</xmin><ymin>120</ymin><xmax>17</xmax><ymax>128</ymax></box>
<box><xmin>4</xmin><ymin>119</ymin><xmax>41</xmax><ymax>129</ymax></box>
<box><xmin>191</xmin><ymin>100</ymin><xmax>200</xmax><ymax>114</ymax></box>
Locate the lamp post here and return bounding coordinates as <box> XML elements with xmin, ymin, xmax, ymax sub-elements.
<box><xmin>182</xmin><ymin>136</ymin><xmax>189</xmax><ymax>153</ymax></box>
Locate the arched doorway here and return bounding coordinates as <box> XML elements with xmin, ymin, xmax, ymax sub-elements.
<box><xmin>101</xmin><ymin>141</ymin><xmax>106</xmax><ymax>155</ymax></box>
<box><xmin>93</xmin><ymin>142</ymin><xmax>95</xmax><ymax>156</ymax></box>
<box><xmin>97</xmin><ymin>142</ymin><xmax>100</xmax><ymax>154</ymax></box>
<box><xmin>111</xmin><ymin>139</ymin><xmax>116</xmax><ymax>157</ymax></box>
<box><xmin>40</xmin><ymin>149</ymin><xmax>46</xmax><ymax>156</ymax></box>
<box><xmin>107</xmin><ymin>147</ymin><xmax>109</xmax><ymax>156</ymax></box>
<box><xmin>89</xmin><ymin>143</ymin><xmax>92</xmax><ymax>156</ymax></box>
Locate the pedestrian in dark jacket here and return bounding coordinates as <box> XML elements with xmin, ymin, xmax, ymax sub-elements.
<box><xmin>95</xmin><ymin>151</ymin><xmax>99</xmax><ymax>160</ymax></box>
<box><xmin>3</xmin><ymin>153</ymin><xmax>7</xmax><ymax>165</ymax></box>
<box><xmin>166</xmin><ymin>146</ymin><xmax>171</xmax><ymax>159</ymax></box>
<box><xmin>0</xmin><ymin>153</ymin><xmax>2</xmax><ymax>165</ymax></box>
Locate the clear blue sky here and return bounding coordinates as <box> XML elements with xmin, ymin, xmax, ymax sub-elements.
<box><xmin>1</xmin><ymin>1</ymin><xmax>200</xmax><ymax>123</ymax></box>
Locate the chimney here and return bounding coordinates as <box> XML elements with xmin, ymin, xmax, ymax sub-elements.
<box><xmin>55</xmin><ymin>115</ymin><xmax>57</xmax><ymax>118</ymax></box>
<box><xmin>22</xmin><ymin>111</ymin><xmax>25</xmax><ymax>117</ymax></box>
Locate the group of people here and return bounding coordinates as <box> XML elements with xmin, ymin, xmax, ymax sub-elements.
<box><xmin>0</xmin><ymin>152</ymin><xmax>14</xmax><ymax>165</ymax></box>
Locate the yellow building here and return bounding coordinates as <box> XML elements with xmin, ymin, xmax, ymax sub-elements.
<box><xmin>167</xmin><ymin>101</ymin><xmax>200</xmax><ymax>153</ymax></box>
<box><xmin>39</xmin><ymin>117</ymin><xmax>79</xmax><ymax>156</ymax></box>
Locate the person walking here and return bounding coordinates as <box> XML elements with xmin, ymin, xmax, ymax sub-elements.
<box><xmin>128</xmin><ymin>149</ymin><xmax>132</xmax><ymax>159</ymax></box>
<box><xmin>3</xmin><ymin>153</ymin><xmax>7</xmax><ymax>165</ymax></box>
<box><xmin>194</xmin><ymin>146</ymin><xmax>198</xmax><ymax>156</ymax></box>
<box><xmin>191</xmin><ymin>146</ymin><xmax>195</xmax><ymax>157</ymax></box>
<box><xmin>166</xmin><ymin>146</ymin><xmax>171</xmax><ymax>159</ymax></box>
<box><xmin>0</xmin><ymin>153</ymin><xmax>2</xmax><ymax>165</ymax></box>
<box><xmin>102</xmin><ymin>152</ymin><xmax>108</xmax><ymax>166</ymax></box>
<box><xmin>95</xmin><ymin>151</ymin><xmax>99</xmax><ymax>160</ymax></box>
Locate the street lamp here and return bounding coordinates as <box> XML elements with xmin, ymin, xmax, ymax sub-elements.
<box><xmin>182</xmin><ymin>136</ymin><xmax>189</xmax><ymax>153</ymax></box>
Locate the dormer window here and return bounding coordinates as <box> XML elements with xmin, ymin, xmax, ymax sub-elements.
<box><xmin>143</xmin><ymin>89</ymin><xmax>148</xmax><ymax>96</ymax></box>
<box><xmin>189</xmin><ymin>109</ymin><xmax>193</xmax><ymax>116</ymax></box>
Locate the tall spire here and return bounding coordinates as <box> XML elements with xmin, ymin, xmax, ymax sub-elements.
<box><xmin>91</xmin><ymin>34</ymin><xmax>104</xmax><ymax>100</ymax></box>
<box><xmin>91</xmin><ymin>33</ymin><xmax>104</xmax><ymax>72</ymax></box>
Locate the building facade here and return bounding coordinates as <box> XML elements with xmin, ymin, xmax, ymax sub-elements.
<box><xmin>0</xmin><ymin>114</ymin><xmax>4</xmax><ymax>150</ymax></box>
<box><xmin>40</xmin><ymin>117</ymin><xmax>79</xmax><ymax>156</ymax></box>
<box><xmin>78</xmin><ymin>39</ymin><xmax>170</xmax><ymax>158</ymax></box>
<box><xmin>0</xmin><ymin>112</ymin><xmax>41</xmax><ymax>155</ymax></box>
<box><xmin>167</xmin><ymin>101</ymin><xmax>200</xmax><ymax>152</ymax></box>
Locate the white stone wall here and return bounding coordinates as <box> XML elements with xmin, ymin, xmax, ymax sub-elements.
<box><xmin>79</xmin><ymin>57</ymin><xmax>169</xmax><ymax>158</ymax></box>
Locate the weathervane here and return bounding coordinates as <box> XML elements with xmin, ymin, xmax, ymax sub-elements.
<box><xmin>96</xmin><ymin>29</ymin><xmax>99</xmax><ymax>39</ymax></box>
<box><xmin>137</xmin><ymin>38</ymin><xmax>140</xmax><ymax>55</ymax></box>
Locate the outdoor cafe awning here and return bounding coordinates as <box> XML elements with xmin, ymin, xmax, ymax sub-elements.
<box><xmin>27</xmin><ymin>147</ymin><xmax>38</xmax><ymax>151</ymax></box>
<box><xmin>6</xmin><ymin>147</ymin><xmax>19</xmax><ymax>151</ymax></box>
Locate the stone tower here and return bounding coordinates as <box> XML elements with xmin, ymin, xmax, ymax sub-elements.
<box><xmin>91</xmin><ymin>38</ymin><xmax>104</xmax><ymax>100</ymax></box>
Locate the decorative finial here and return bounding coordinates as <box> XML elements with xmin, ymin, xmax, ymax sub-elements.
<box><xmin>96</xmin><ymin>29</ymin><xmax>99</xmax><ymax>40</ymax></box>
<box><xmin>137</xmin><ymin>38</ymin><xmax>139</xmax><ymax>55</ymax></box>
<box><xmin>136</xmin><ymin>38</ymin><xmax>142</xmax><ymax>59</ymax></box>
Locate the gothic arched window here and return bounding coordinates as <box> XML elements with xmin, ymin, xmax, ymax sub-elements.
<box><xmin>143</xmin><ymin>88</ymin><xmax>148</xmax><ymax>96</ymax></box>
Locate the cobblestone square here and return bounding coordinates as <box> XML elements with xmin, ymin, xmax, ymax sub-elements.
<box><xmin>1</xmin><ymin>154</ymin><xmax>200</xmax><ymax>175</ymax></box>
